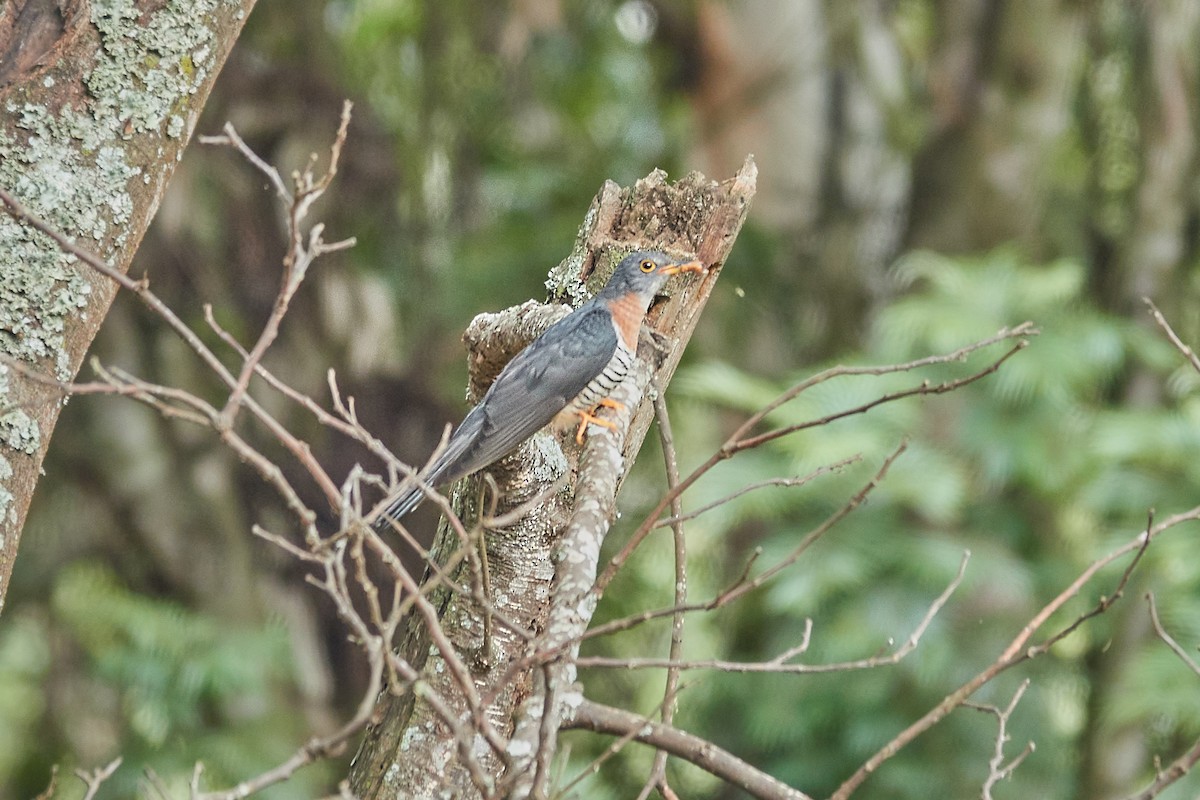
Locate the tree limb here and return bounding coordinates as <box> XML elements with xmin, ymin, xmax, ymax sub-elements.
<box><xmin>567</xmin><ymin>699</ymin><xmax>813</xmax><ymax>800</ymax></box>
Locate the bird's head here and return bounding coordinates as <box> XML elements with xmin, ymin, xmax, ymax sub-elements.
<box><xmin>596</xmin><ymin>250</ymin><xmax>706</xmax><ymax>305</ymax></box>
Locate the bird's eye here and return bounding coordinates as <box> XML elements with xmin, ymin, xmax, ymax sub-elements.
<box><xmin>639</xmin><ymin>259</ymin><xmax>655</xmax><ymax>272</ymax></box>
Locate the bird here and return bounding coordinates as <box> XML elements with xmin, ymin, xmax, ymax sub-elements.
<box><xmin>372</xmin><ymin>249</ymin><xmax>705</xmax><ymax>529</ymax></box>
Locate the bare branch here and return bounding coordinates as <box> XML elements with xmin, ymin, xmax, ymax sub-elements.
<box><xmin>733</xmin><ymin>338</ymin><xmax>1031</xmax><ymax>453</ymax></box>
<box><xmin>568</xmin><ymin>700</ymin><xmax>813</xmax><ymax>800</ymax></box>
<box><xmin>583</xmin><ymin>442</ymin><xmax>909</xmax><ymax>646</ymax></box>
<box><xmin>503</xmin><ymin>353</ymin><xmax>655</xmax><ymax>797</ymax></box>
<box><xmin>966</xmin><ymin>679</ymin><xmax>1035</xmax><ymax>800</ymax></box>
<box><xmin>75</xmin><ymin>757</ymin><xmax>122</xmax><ymax>800</ymax></box>
<box><xmin>33</xmin><ymin>765</ymin><xmax>58</xmax><ymax>800</ymax></box>
<box><xmin>594</xmin><ymin>324</ymin><xmax>1035</xmax><ymax>596</ymax></box>
<box><xmin>198</xmin><ymin>124</ymin><xmax>290</xmax><ymax>199</ymax></box>
<box><xmin>1145</xmin><ymin>298</ymin><xmax>1200</xmax><ymax>375</ymax></box>
<box><xmin>635</xmin><ymin>386</ymin><xmax>689</xmax><ymax>800</ymax></box>
<box><xmin>557</xmin><ymin>688</ymin><xmax>688</xmax><ymax>797</ymax></box>
<box><xmin>832</xmin><ymin>506</ymin><xmax>1200</xmax><ymax>800</ymax></box>
<box><xmin>653</xmin><ymin>455</ymin><xmax>862</xmax><ymax>528</ymax></box>
<box><xmin>1125</xmin><ymin>738</ymin><xmax>1200</xmax><ymax>800</ymax></box>
<box><xmin>1146</xmin><ymin>592</ymin><xmax>1200</xmax><ymax>677</ymax></box>
<box><xmin>579</xmin><ymin>550</ymin><xmax>967</xmax><ymax>672</ymax></box>
<box><xmin>215</xmin><ymin>103</ymin><xmax>356</xmax><ymax>427</ymax></box>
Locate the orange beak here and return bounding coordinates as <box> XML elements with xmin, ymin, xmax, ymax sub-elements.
<box><xmin>660</xmin><ymin>259</ymin><xmax>705</xmax><ymax>276</ymax></box>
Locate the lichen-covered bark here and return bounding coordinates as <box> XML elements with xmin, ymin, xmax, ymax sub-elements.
<box><xmin>349</xmin><ymin>159</ymin><xmax>756</xmax><ymax>798</ymax></box>
<box><xmin>0</xmin><ymin>0</ymin><xmax>257</xmax><ymax>613</ymax></box>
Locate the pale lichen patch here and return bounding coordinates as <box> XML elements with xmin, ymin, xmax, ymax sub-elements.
<box><xmin>0</xmin><ymin>455</ymin><xmax>13</xmax><ymax>524</ymax></box>
<box><xmin>544</xmin><ymin>248</ymin><xmax>589</xmax><ymax>305</ymax></box>
<box><xmin>0</xmin><ymin>409</ymin><xmax>40</xmax><ymax>455</ymax></box>
<box><xmin>89</xmin><ymin>0</ymin><xmax>219</xmax><ymax>137</ymax></box>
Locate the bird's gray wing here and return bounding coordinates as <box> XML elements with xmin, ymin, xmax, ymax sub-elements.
<box><xmin>431</xmin><ymin>300</ymin><xmax>620</xmax><ymax>485</ymax></box>
<box><xmin>373</xmin><ymin>301</ymin><xmax>619</xmax><ymax>528</ymax></box>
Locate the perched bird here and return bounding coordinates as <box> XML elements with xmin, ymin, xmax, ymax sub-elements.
<box><xmin>373</xmin><ymin>249</ymin><xmax>704</xmax><ymax>529</ymax></box>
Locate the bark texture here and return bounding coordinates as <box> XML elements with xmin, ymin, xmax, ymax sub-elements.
<box><xmin>0</xmin><ymin>0</ymin><xmax>256</xmax><ymax>613</ymax></box>
<box><xmin>349</xmin><ymin>158</ymin><xmax>757</xmax><ymax>798</ymax></box>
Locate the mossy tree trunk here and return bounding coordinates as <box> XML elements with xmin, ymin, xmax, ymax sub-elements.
<box><xmin>0</xmin><ymin>0</ymin><xmax>257</xmax><ymax>613</ymax></box>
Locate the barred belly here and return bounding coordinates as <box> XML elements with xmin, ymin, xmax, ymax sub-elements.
<box><xmin>563</xmin><ymin>343</ymin><xmax>635</xmax><ymax>419</ymax></box>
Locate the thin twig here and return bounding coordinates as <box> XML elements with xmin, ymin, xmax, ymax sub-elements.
<box><xmin>585</xmin><ymin>442</ymin><xmax>910</xmax><ymax>645</ymax></box>
<box><xmin>33</xmin><ymin>765</ymin><xmax>58</xmax><ymax>800</ymax></box>
<box><xmin>1145</xmin><ymin>298</ymin><xmax>1200</xmax><ymax>375</ymax></box>
<box><xmin>579</xmin><ymin>550</ymin><xmax>968</xmax><ymax>672</ymax></box>
<box><xmin>568</xmin><ymin>700</ymin><xmax>813</xmax><ymax>800</ymax></box>
<box><xmin>832</xmin><ymin>506</ymin><xmax>1200</xmax><ymax>800</ymax></box>
<box><xmin>966</xmin><ymin>679</ymin><xmax>1034</xmax><ymax>800</ymax></box>
<box><xmin>635</xmin><ymin>387</ymin><xmax>689</xmax><ymax>800</ymax></box>
<box><xmin>76</xmin><ymin>757</ymin><xmax>122</xmax><ymax>800</ymax></box>
<box><xmin>653</xmin><ymin>455</ymin><xmax>862</xmax><ymax>528</ymax></box>
<box><xmin>594</xmin><ymin>325</ymin><xmax>1035</xmax><ymax>596</ymax></box>
<box><xmin>203</xmin><ymin>307</ymin><xmax>404</xmax><ymax>476</ymax></box>
<box><xmin>215</xmin><ymin>103</ymin><xmax>356</xmax><ymax>428</ymax></box>
<box><xmin>1125</xmin><ymin>737</ymin><xmax>1200</xmax><ymax>800</ymax></box>
<box><xmin>1146</xmin><ymin>592</ymin><xmax>1200</xmax><ymax>677</ymax></box>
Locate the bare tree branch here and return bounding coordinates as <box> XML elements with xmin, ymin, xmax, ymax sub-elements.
<box><xmin>1146</xmin><ymin>592</ymin><xmax>1200</xmax><ymax>676</ymax></box>
<box><xmin>579</xmin><ymin>442</ymin><xmax>910</xmax><ymax>649</ymax></box>
<box><xmin>351</xmin><ymin>160</ymin><xmax>758</xmax><ymax>798</ymax></box>
<box><xmin>577</xmin><ymin>549</ymin><xmax>968</xmax><ymax>673</ymax></box>
<box><xmin>593</xmin><ymin>324</ymin><xmax>1036</xmax><ymax>597</ymax></box>
<box><xmin>1145</xmin><ymin>298</ymin><xmax>1200</xmax><ymax>375</ymax></box>
<box><xmin>966</xmin><ymin>679</ymin><xmax>1035</xmax><ymax>799</ymax></box>
<box><xmin>634</xmin><ymin>385</ymin><xmax>689</xmax><ymax>800</ymax></box>
<box><xmin>832</xmin><ymin>507</ymin><xmax>1200</xmax><ymax>800</ymax></box>
<box><xmin>76</xmin><ymin>757</ymin><xmax>122</xmax><ymax>800</ymax></box>
<box><xmin>33</xmin><ymin>765</ymin><xmax>58</xmax><ymax>800</ymax></box>
<box><xmin>654</xmin><ymin>455</ymin><xmax>862</xmax><ymax>528</ymax></box>
<box><xmin>568</xmin><ymin>699</ymin><xmax>814</xmax><ymax>800</ymax></box>
<box><xmin>1125</xmin><ymin>738</ymin><xmax>1200</xmax><ymax>800</ymax></box>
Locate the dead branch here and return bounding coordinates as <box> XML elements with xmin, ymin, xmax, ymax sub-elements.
<box><xmin>568</xmin><ymin>699</ymin><xmax>813</xmax><ymax>800</ymax></box>
<box><xmin>576</xmin><ymin>549</ymin><xmax>968</xmax><ymax>673</ymax></box>
<box><xmin>1145</xmin><ymin>298</ymin><xmax>1200</xmax><ymax>375</ymax></box>
<box><xmin>351</xmin><ymin>160</ymin><xmax>758</xmax><ymax>798</ymax></box>
<box><xmin>502</xmin><ymin>348</ymin><xmax>655</xmax><ymax>797</ymax></box>
<box><xmin>200</xmin><ymin>102</ymin><xmax>356</xmax><ymax>427</ymax></box>
<box><xmin>1125</xmin><ymin>738</ymin><xmax>1200</xmax><ymax>800</ymax></box>
<box><xmin>580</xmin><ymin>442</ymin><xmax>910</xmax><ymax>647</ymax></box>
<box><xmin>1146</xmin><ymin>592</ymin><xmax>1200</xmax><ymax>677</ymax></box>
<box><xmin>33</xmin><ymin>765</ymin><xmax>58</xmax><ymax>800</ymax></box>
<box><xmin>593</xmin><ymin>324</ymin><xmax>1036</xmax><ymax>596</ymax></box>
<box><xmin>76</xmin><ymin>757</ymin><xmax>122</xmax><ymax>800</ymax></box>
<box><xmin>1118</xmin><ymin>593</ymin><xmax>1200</xmax><ymax>799</ymax></box>
<box><xmin>635</xmin><ymin>385</ymin><xmax>689</xmax><ymax>800</ymax></box>
<box><xmin>966</xmin><ymin>679</ymin><xmax>1035</xmax><ymax>800</ymax></box>
<box><xmin>831</xmin><ymin>506</ymin><xmax>1200</xmax><ymax>800</ymax></box>
<box><xmin>654</xmin><ymin>455</ymin><xmax>862</xmax><ymax>528</ymax></box>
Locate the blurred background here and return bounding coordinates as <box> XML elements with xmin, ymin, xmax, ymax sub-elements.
<box><xmin>6</xmin><ymin>1</ymin><xmax>1200</xmax><ymax>797</ymax></box>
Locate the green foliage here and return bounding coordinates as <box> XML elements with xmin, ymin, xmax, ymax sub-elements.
<box><xmin>580</xmin><ymin>248</ymin><xmax>1200</xmax><ymax>798</ymax></box>
<box><xmin>332</xmin><ymin>0</ymin><xmax>688</xmax><ymax>359</ymax></box>
<box><xmin>53</xmin><ymin>563</ymin><xmax>286</xmax><ymax>744</ymax></box>
<box><xmin>0</xmin><ymin>611</ymin><xmax>49</xmax><ymax>787</ymax></box>
<box><xmin>0</xmin><ymin>564</ymin><xmax>329</xmax><ymax>799</ymax></box>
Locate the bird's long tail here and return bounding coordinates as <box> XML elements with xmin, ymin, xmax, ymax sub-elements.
<box><xmin>371</xmin><ymin>411</ymin><xmax>486</xmax><ymax>531</ymax></box>
<box><xmin>372</xmin><ymin>482</ymin><xmax>429</xmax><ymax>530</ymax></box>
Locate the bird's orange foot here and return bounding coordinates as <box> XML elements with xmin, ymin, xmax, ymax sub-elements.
<box><xmin>597</xmin><ymin>397</ymin><xmax>625</xmax><ymax>412</ymax></box>
<box><xmin>573</xmin><ymin>400</ymin><xmax>625</xmax><ymax>444</ymax></box>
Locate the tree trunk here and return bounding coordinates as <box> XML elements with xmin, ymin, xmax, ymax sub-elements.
<box><xmin>349</xmin><ymin>159</ymin><xmax>757</xmax><ymax>798</ymax></box>
<box><xmin>0</xmin><ymin>0</ymin><xmax>256</xmax><ymax>613</ymax></box>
